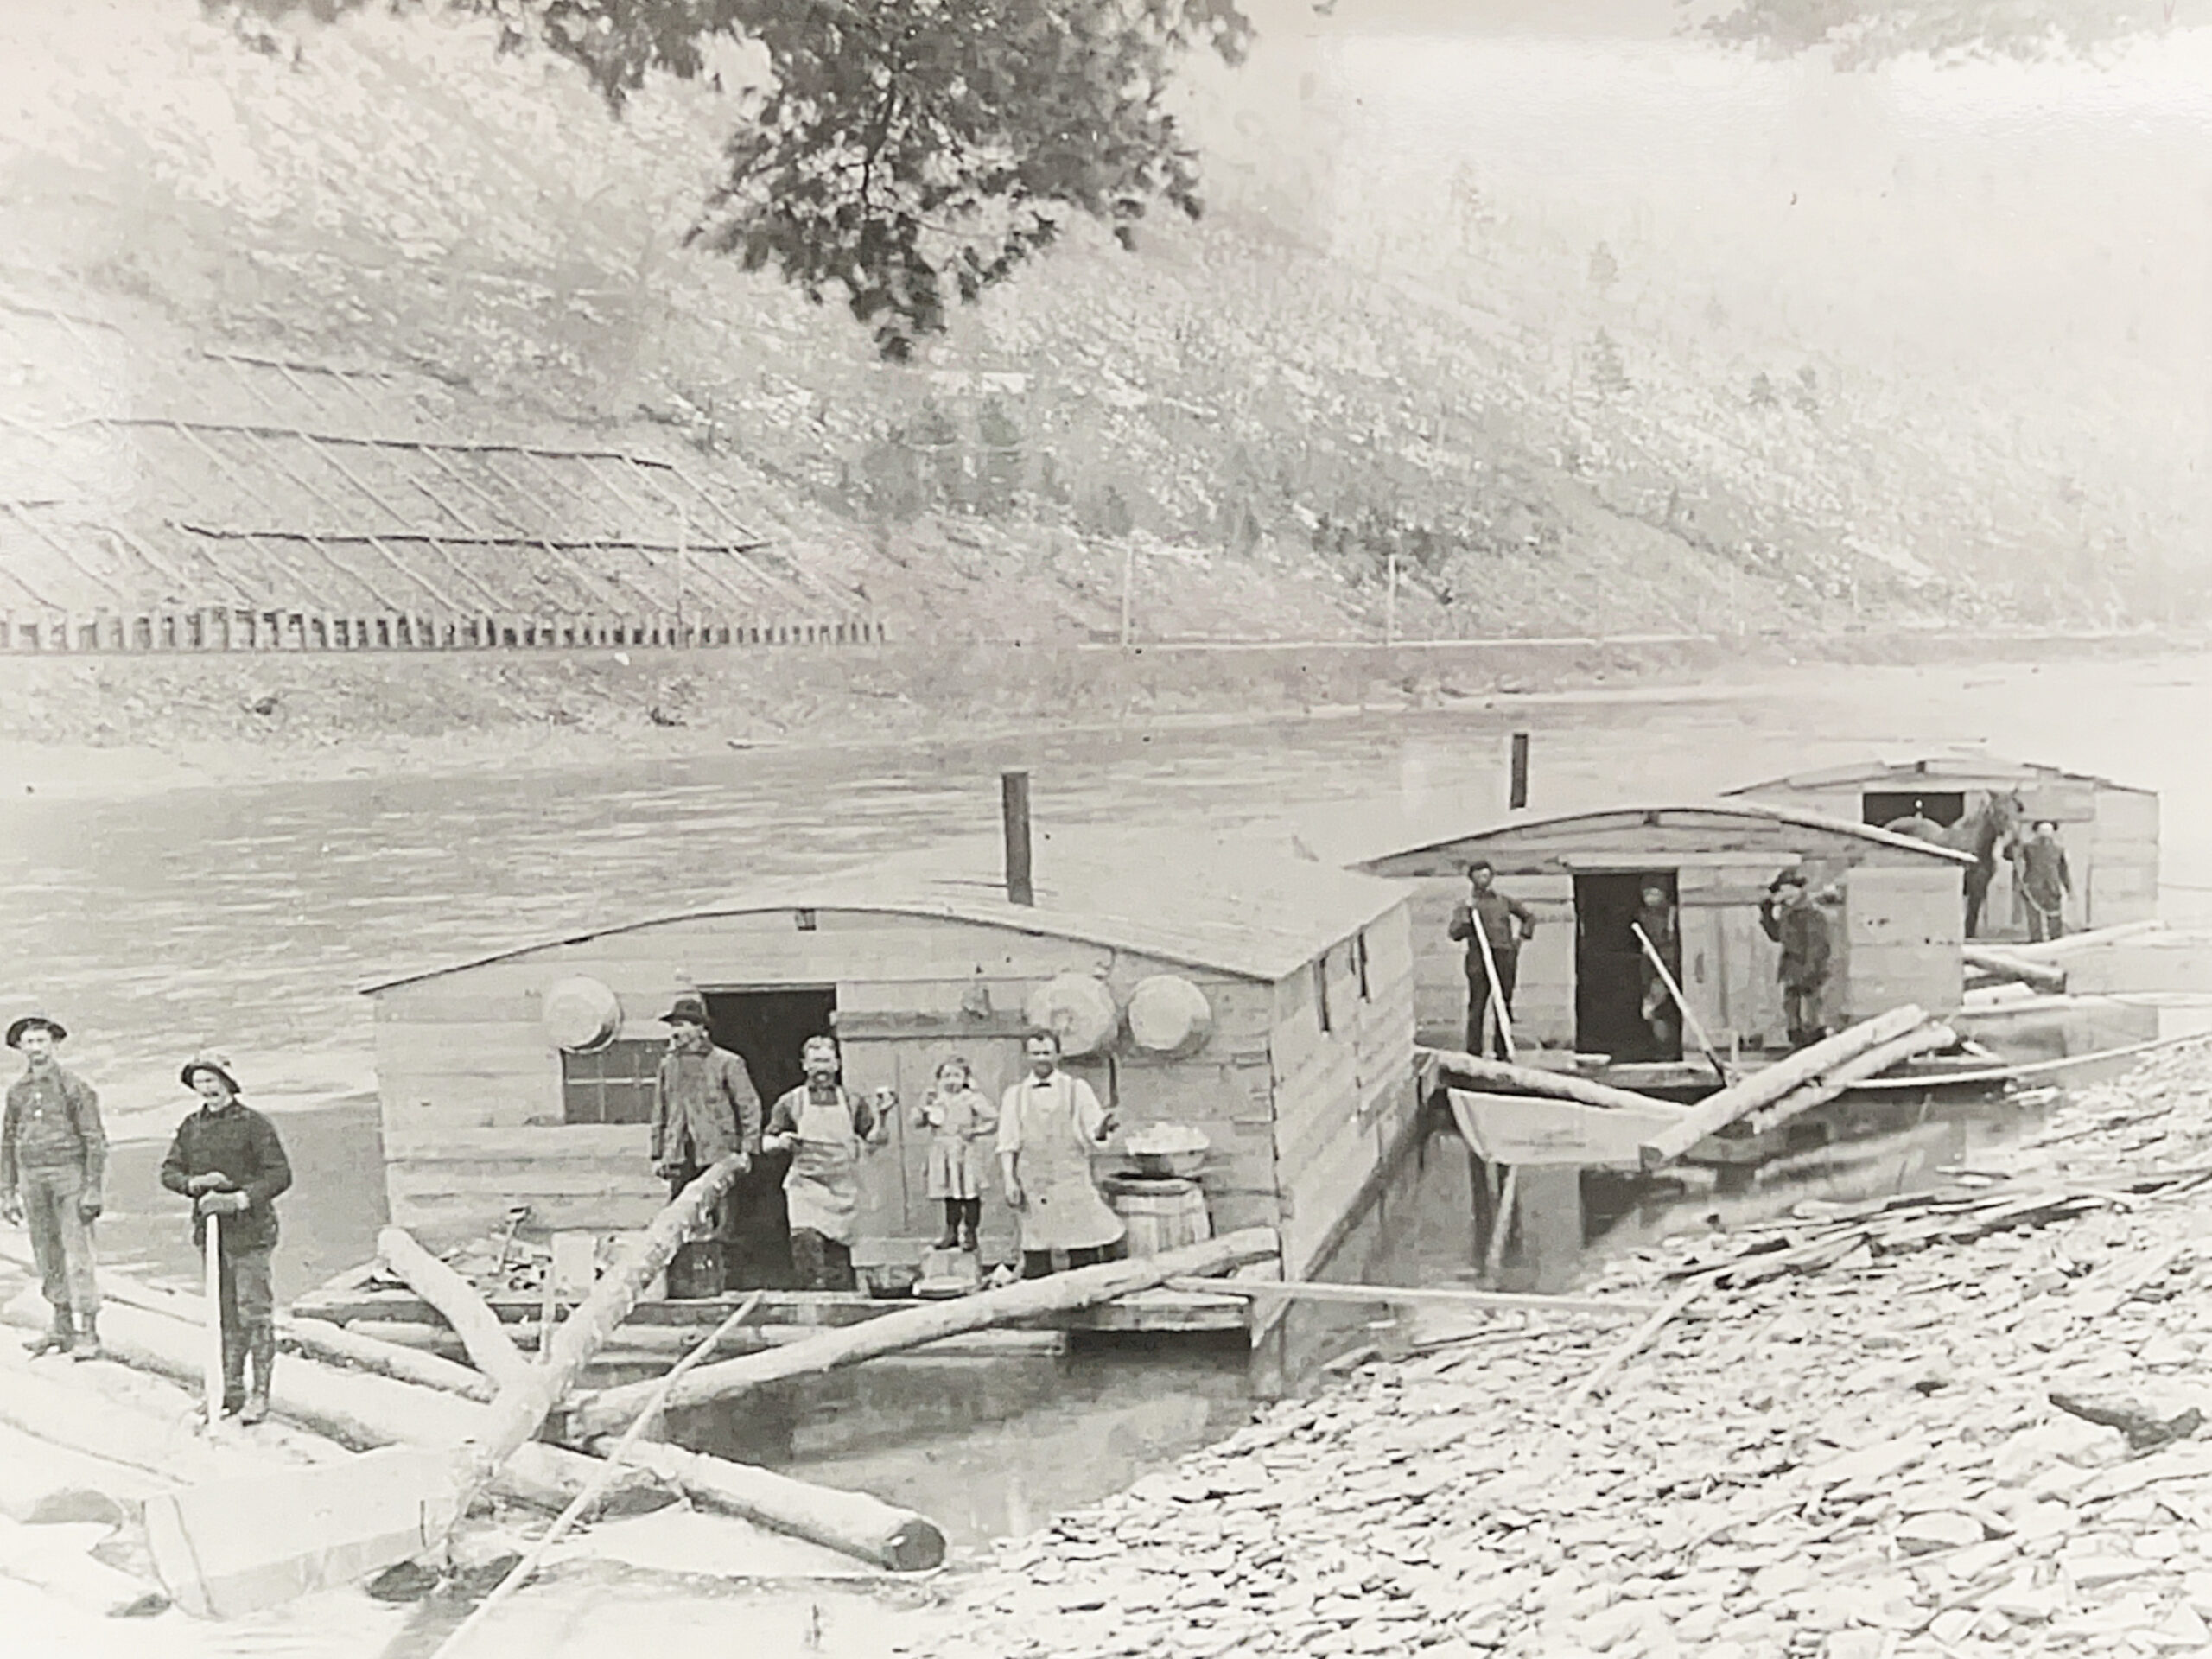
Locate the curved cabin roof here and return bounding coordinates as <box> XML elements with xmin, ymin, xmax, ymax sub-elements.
<box><xmin>361</xmin><ymin>826</ymin><xmax>1408</xmax><ymax>995</ymax></box>
<box><xmin>1346</xmin><ymin>801</ymin><xmax>1977</xmax><ymax>877</ymax></box>
<box><xmin>1725</xmin><ymin>752</ymin><xmax>2151</xmax><ymax>798</ymax></box>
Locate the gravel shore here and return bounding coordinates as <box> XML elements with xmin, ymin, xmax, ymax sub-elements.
<box><xmin>896</xmin><ymin>1043</ymin><xmax>2212</xmax><ymax>1659</ymax></box>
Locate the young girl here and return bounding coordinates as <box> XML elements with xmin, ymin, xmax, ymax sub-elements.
<box><xmin>914</xmin><ymin>1057</ymin><xmax>996</xmax><ymax>1251</ymax></box>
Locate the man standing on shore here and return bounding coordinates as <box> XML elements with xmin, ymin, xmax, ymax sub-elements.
<box><xmin>0</xmin><ymin>1015</ymin><xmax>105</xmax><ymax>1361</ymax></box>
<box><xmin>1759</xmin><ymin>871</ymin><xmax>1833</xmax><ymax>1050</ymax></box>
<box><xmin>2018</xmin><ymin>819</ymin><xmax>2073</xmax><ymax>944</ymax></box>
<box><xmin>161</xmin><ymin>1052</ymin><xmax>292</xmax><ymax>1421</ymax></box>
<box><xmin>1448</xmin><ymin>861</ymin><xmax>1537</xmax><ymax>1058</ymax></box>
<box><xmin>651</xmin><ymin>995</ymin><xmax>760</xmax><ymax>1276</ymax></box>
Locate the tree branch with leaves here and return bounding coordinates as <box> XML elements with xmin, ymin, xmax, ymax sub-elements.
<box><xmin>213</xmin><ymin>0</ymin><xmax>1253</xmax><ymax>359</ymax></box>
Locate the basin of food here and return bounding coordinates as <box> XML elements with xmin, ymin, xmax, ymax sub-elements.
<box><xmin>1122</xmin><ymin>1123</ymin><xmax>1210</xmax><ymax>1179</ymax></box>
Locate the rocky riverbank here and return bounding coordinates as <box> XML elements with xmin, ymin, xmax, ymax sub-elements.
<box><xmin>893</xmin><ymin>1042</ymin><xmax>2212</xmax><ymax>1659</ymax></box>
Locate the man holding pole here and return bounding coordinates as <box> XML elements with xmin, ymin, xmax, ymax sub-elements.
<box><xmin>0</xmin><ymin>1014</ymin><xmax>106</xmax><ymax>1360</ymax></box>
<box><xmin>1447</xmin><ymin>861</ymin><xmax>1536</xmax><ymax>1059</ymax></box>
<box><xmin>162</xmin><ymin>1052</ymin><xmax>293</xmax><ymax>1421</ymax></box>
<box><xmin>1634</xmin><ymin>881</ymin><xmax>1681</xmax><ymax>1061</ymax></box>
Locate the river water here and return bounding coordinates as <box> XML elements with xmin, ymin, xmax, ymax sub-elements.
<box><xmin>6</xmin><ymin>651</ymin><xmax>2212</xmax><ymax>1549</ymax></box>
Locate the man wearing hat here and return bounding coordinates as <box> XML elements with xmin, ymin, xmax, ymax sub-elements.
<box><xmin>160</xmin><ymin>1053</ymin><xmax>293</xmax><ymax>1422</ymax></box>
<box><xmin>649</xmin><ymin>995</ymin><xmax>761</xmax><ymax>1281</ymax></box>
<box><xmin>0</xmin><ymin>1015</ymin><xmax>107</xmax><ymax>1360</ymax></box>
<box><xmin>1758</xmin><ymin>869</ymin><xmax>1833</xmax><ymax>1050</ymax></box>
<box><xmin>1447</xmin><ymin>861</ymin><xmax>1537</xmax><ymax>1059</ymax></box>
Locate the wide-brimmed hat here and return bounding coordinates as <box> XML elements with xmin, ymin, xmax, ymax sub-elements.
<box><xmin>181</xmin><ymin>1051</ymin><xmax>243</xmax><ymax>1096</ymax></box>
<box><xmin>660</xmin><ymin>994</ymin><xmax>710</xmax><ymax>1028</ymax></box>
<box><xmin>5</xmin><ymin>1015</ymin><xmax>66</xmax><ymax>1049</ymax></box>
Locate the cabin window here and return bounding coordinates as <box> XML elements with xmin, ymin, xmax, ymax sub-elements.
<box><xmin>1314</xmin><ymin>953</ymin><xmax>1333</xmax><ymax>1034</ymax></box>
<box><xmin>561</xmin><ymin>1039</ymin><xmax>661</xmax><ymax>1126</ymax></box>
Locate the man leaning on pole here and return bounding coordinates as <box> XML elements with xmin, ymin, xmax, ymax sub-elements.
<box><xmin>0</xmin><ymin>1014</ymin><xmax>106</xmax><ymax>1360</ymax></box>
<box><xmin>162</xmin><ymin>1052</ymin><xmax>293</xmax><ymax>1423</ymax></box>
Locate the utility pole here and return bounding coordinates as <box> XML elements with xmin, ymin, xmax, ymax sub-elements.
<box><xmin>1120</xmin><ymin>543</ymin><xmax>1135</xmax><ymax>648</ymax></box>
<box><xmin>1385</xmin><ymin>554</ymin><xmax>1399</xmax><ymax>645</ymax></box>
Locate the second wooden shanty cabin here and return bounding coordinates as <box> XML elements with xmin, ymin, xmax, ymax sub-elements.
<box><xmin>359</xmin><ymin>824</ymin><xmax>1418</xmax><ymax>1292</ymax></box>
<box><xmin>1724</xmin><ymin>753</ymin><xmax>2160</xmax><ymax>940</ymax></box>
<box><xmin>1344</xmin><ymin>804</ymin><xmax>1974</xmax><ymax>1071</ymax></box>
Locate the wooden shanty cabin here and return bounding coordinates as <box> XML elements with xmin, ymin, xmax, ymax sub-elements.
<box><xmin>1726</xmin><ymin>754</ymin><xmax>2159</xmax><ymax>941</ymax></box>
<box><xmin>1344</xmin><ymin>804</ymin><xmax>1974</xmax><ymax>1066</ymax></box>
<box><xmin>359</xmin><ymin>826</ymin><xmax>1418</xmax><ymax>1289</ymax></box>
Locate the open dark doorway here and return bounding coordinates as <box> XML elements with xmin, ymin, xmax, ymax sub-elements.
<box><xmin>704</xmin><ymin>987</ymin><xmax>837</xmax><ymax>1289</ymax></box>
<box><xmin>1573</xmin><ymin>872</ymin><xmax>1681</xmax><ymax>1062</ymax></box>
<box><xmin>1863</xmin><ymin>790</ymin><xmax>1965</xmax><ymax>830</ymax></box>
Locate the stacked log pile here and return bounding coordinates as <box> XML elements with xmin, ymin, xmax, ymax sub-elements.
<box><xmin>893</xmin><ymin>1039</ymin><xmax>2212</xmax><ymax>1659</ymax></box>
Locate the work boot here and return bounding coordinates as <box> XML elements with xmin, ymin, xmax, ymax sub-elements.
<box><xmin>238</xmin><ymin>1328</ymin><xmax>275</xmax><ymax>1426</ymax></box>
<box><xmin>23</xmin><ymin>1308</ymin><xmax>72</xmax><ymax>1358</ymax></box>
<box><xmin>933</xmin><ymin>1216</ymin><xmax>960</xmax><ymax>1250</ymax></box>
<box><xmin>68</xmin><ymin>1313</ymin><xmax>103</xmax><ymax>1362</ymax></box>
<box><xmin>220</xmin><ymin>1330</ymin><xmax>248</xmax><ymax>1418</ymax></box>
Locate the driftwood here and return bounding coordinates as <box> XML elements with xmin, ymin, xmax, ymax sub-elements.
<box><xmin>0</xmin><ymin>1514</ymin><xmax>168</xmax><ymax>1618</ymax></box>
<box><xmin>1563</xmin><ymin>1282</ymin><xmax>1708</xmax><ymax>1408</ymax></box>
<box><xmin>378</xmin><ymin>1226</ymin><xmax>532</xmax><ymax>1391</ymax></box>
<box><xmin>1418</xmin><ymin>1048</ymin><xmax>1688</xmax><ymax>1116</ymax></box>
<box><xmin>1638</xmin><ymin>1006</ymin><xmax>1930</xmax><ymax>1166</ymax></box>
<box><xmin>1738</xmin><ymin>1023</ymin><xmax>1958</xmax><ymax>1135</ymax></box>
<box><xmin>569</xmin><ymin>1226</ymin><xmax>1281</xmax><ymax>1440</ymax></box>
<box><xmin>603</xmin><ymin>1440</ymin><xmax>947</xmax><ymax>1573</ymax></box>
<box><xmin>1963</xmin><ymin>947</ymin><xmax>2067</xmax><ymax>995</ymax></box>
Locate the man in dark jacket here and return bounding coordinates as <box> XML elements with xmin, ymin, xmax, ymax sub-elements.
<box><xmin>1759</xmin><ymin>870</ymin><xmax>1833</xmax><ymax>1050</ymax></box>
<box><xmin>1447</xmin><ymin>861</ymin><xmax>1537</xmax><ymax>1058</ymax></box>
<box><xmin>650</xmin><ymin>995</ymin><xmax>760</xmax><ymax>1278</ymax></box>
<box><xmin>161</xmin><ymin>1052</ymin><xmax>292</xmax><ymax>1422</ymax></box>
<box><xmin>2018</xmin><ymin>820</ymin><xmax>2072</xmax><ymax>943</ymax></box>
<box><xmin>0</xmin><ymin>1015</ymin><xmax>106</xmax><ymax>1360</ymax></box>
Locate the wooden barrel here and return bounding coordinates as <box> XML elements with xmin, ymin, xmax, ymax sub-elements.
<box><xmin>1101</xmin><ymin>1174</ymin><xmax>1211</xmax><ymax>1258</ymax></box>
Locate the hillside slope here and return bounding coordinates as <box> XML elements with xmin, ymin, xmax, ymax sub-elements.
<box><xmin>1</xmin><ymin>1</ymin><xmax>2193</xmax><ymax>645</ymax></box>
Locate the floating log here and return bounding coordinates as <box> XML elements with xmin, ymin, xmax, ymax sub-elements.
<box><xmin>0</xmin><ymin>1356</ymin><xmax>283</xmax><ymax>1490</ymax></box>
<box><xmin>349</xmin><ymin>1318</ymin><xmax>1065</xmax><ymax>1368</ymax></box>
<box><xmin>1637</xmin><ymin>1006</ymin><xmax>1929</xmax><ymax>1167</ymax></box>
<box><xmin>1417</xmin><ymin>1047</ymin><xmax>1688</xmax><ymax>1116</ymax></box>
<box><xmin>601</xmin><ymin>1440</ymin><xmax>946</xmax><ymax>1573</ymax></box>
<box><xmin>1160</xmin><ymin>1276</ymin><xmax>1664</xmax><ymax>1318</ymax></box>
<box><xmin>1739</xmin><ymin>1023</ymin><xmax>1959</xmax><ymax>1135</ymax></box>
<box><xmin>378</xmin><ymin>1226</ymin><xmax>532</xmax><ymax>1392</ymax></box>
<box><xmin>462</xmin><ymin>1154</ymin><xmax>749</xmax><ymax>1497</ymax></box>
<box><xmin>1963</xmin><ymin>947</ymin><xmax>2067</xmax><ymax>995</ymax></box>
<box><xmin>0</xmin><ymin>1514</ymin><xmax>168</xmax><ymax>1618</ymax></box>
<box><xmin>0</xmin><ymin>1236</ymin><xmax>493</xmax><ymax>1402</ymax></box>
<box><xmin>2005</xmin><ymin>920</ymin><xmax>2167</xmax><ymax>962</ymax></box>
<box><xmin>0</xmin><ymin>1293</ymin><xmax>641</xmax><ymax>1513</ymax></box>
<box><xmin>569</xmin><ymin>1226</ymin><xmax>1281</xmax><ymax>1440</ymax></box>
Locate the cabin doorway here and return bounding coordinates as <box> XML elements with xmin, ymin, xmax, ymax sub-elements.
<box><xmin>703</xmin><ymin>986</ymin><xmax>837</xmax><ymax>1289</ymax></box>
<box><xmin>1863</xmin><ymin>790</ymin><xmax>1964</xmax><ymax>829</ymax></box>
<box><xmin>1573</xmin><ymin>872</ymin><xmax>1681</xmax><ymax>1063</ymax></box>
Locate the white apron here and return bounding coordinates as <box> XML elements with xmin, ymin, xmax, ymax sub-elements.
<box><xmin>784</xmin><ymin>1090</ymin><xmax>861</xmax><ymax>1246</ymax></box>
<box><xmin>1004</xmin><ymin>1074</ymin><xmax>1125</xmax><ymax>1255</ymax></box>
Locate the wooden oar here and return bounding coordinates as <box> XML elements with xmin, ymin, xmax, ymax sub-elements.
<box><xmin>1632</xmin><ymin>920</ymin><xmax>1730</xmax><ymax>1086</ymax></box>
<box><xmin>432</xmin><ymin>1293</ymin><xmax>766</xmax><ymax>1659</ymax></box>
<box><xmin>1470</xmin><ymin>915</ymin><xmax>1517</xmax><ymax>1062</ymax></box>
<box><xmin>203</xmin><ymin>1211</ymin><xmax>223</xmax><ymax>1429</ymax></box>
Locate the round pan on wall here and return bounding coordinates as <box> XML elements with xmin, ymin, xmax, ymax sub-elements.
<box><xmin>1127</xmin><ymin>974</ymin><xmax>1213</xmax><ymax>1057</ymax></box>
<box><xmin>543</xmin><ymin>976</ymin><xmax>622</xmax><ymax>1053</ymax></box>
<box><xmin>1023</xmin><ymin>974</ymin><xmax>1119</xmax><ymax>1058</ymax></box>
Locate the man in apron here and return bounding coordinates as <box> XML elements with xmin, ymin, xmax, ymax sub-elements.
<box><xmin>996</xmin><ymin>1030</ymin><xmax>1126</xmax><ymax>1281</ymax></box>
<box><xmin>762</xmin><ymin>1035</ymin><xmax>887</xmax><ymax>1291</ymax></box>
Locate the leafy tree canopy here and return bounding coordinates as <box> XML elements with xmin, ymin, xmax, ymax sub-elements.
<box><xmin>1700</xmin><ymin>0</ymin><xmax>2181</xmax><ymax>68</ymax></box>
<box><xmin>212</xmin><ymin>0</ymin><xmax>1253</xmax><ymax>359</ymax></box>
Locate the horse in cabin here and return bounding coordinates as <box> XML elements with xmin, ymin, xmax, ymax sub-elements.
<box><xmin>1881</xmin><ymin>790</ymin><xmax>2025</xmax><ymax>940</ymax></box>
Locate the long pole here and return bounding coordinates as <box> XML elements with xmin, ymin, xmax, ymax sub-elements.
<box><xmin>1631</xmin><ymin>920</ymin><xmax>1729</xmax><ymax>1086</ymax></box>
<box><xmin>203</xmin><ymin>1212</ymin><xmax>223</xmax><ymax>1427</ymax></box>
<box><xmin>433</xmin><ymin>1293</ymin><xmax>766</xmax><ymax>1659</ymax></box>
<box><xmin>1469</xmin><ymin>913</ymin><xmax>1516</xmax><ymax>1062</ymax></box>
